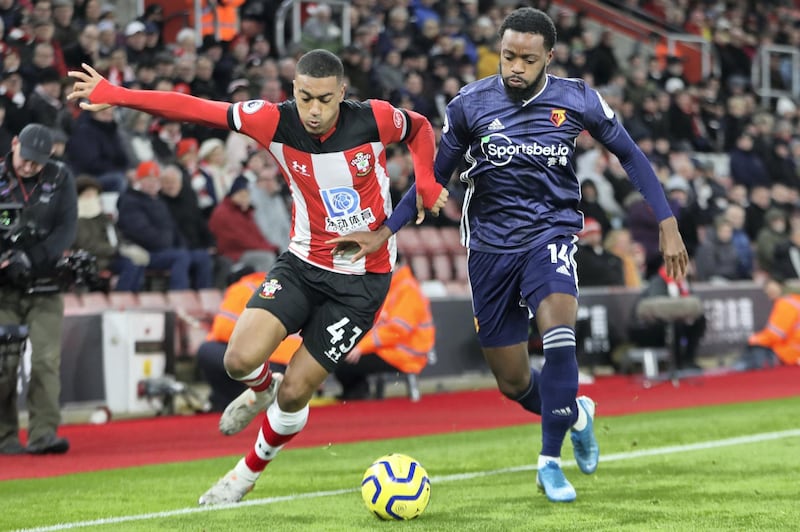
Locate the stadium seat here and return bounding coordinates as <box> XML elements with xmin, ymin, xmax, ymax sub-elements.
<box><xmin>395</xmin><ymin>228</ymin><xmax>424</xmax><ymax>257</ymax></box>
<box><xmin>438</xmin><ymin>226</ymin><xmax>462</xmax><ymax>253</ymax></box>
<box><xmin>197</xmin><ymin>288</ymin><xmax>224</xmax><ymax>316</ymax></box>
<box><xmin>431</xmin><ymin>254</ymin><xmax>454</xmax><ymax>282</ymax></box>
<box><xmin>409</xmin><ymin>255</ymin><xmax>432</xmax><ymax>281</ymax></box>
<box><xmin>452</xmin><ymin>253</ymin><xmax>469</xmax><ymax>282</ymax></box>
<box><xmin>416</xmin><ymin>227</ymin><xmax>447</xmax><ymax>255</ymax></box>
<box><xmin>166</xmin><ymin>290</ymin><xmax>203</xmax><ymax>316</ymax></box>
<box><xmin>80</xmin><ymin>292</ymin><xmax>110</xmax><ymax>313</ymax></box>
<box><xmin>62</xmin><ymin>293</ymin><xmax>82</xmax><ymax>315</ymax></box>
<box><xmin>137</xmin><ymin>291</ymin><xmax>169</xmax><ymax>310</ymax></box>
<box><xmin>108</xmin><ymin>291</ymin><xmax>138</xmax><ymax>310</ymax></box>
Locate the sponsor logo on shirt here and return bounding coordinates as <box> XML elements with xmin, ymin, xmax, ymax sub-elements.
<box><xmin>480</xmin><ymin>133</ymin><xmax>570</xmax><ymax>167</ymax></box>
<box><xmin>291</xmin><ymin>160</ymin><xmax>310</xmax><ymax>176</ymax></box>
<box><xmin>320</xmin><ymin>187</ymin><xmax>376</xmax><ymax>234</ymax></box>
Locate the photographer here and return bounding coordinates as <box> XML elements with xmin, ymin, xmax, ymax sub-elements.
<box><xmin>0</xmin><ymin>124</ymin><xmax>77</xmax><ymax>455</ymax></box>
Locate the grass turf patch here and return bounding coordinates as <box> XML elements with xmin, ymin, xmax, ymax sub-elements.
<box><xmin>3</xmin><ymin>397</ymin><xmax>798</xmax><ymax>531</ymax></box>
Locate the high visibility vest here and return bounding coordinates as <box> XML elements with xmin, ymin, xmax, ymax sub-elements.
<box><xmin>205</xmin><ymin>270</ymin><xmax>302</xmax><ymax>364</ymax></box>
<box><xmin>355</xmin><ymin>264</ymin><xmax>435</xmax><ymax>374</ymax></box>
<box><xmin>196</xmin><ymin>0</ymin><xmax>245</xmax><ymax>42</ymax></box>
<box><xmin>749</xmin><ymin>294</ymin><xmax>800</xmax><ymax>365</ymax></box>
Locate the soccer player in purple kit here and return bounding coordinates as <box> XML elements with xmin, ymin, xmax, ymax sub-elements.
<box><xmin>330</xmin><ymin>7</ymin><xmax>688</xmax><ymax>502</ymax></box>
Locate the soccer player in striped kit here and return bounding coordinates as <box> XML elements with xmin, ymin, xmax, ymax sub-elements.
<box><xmin>68</xmin><ymin>49</ymin><xmax>448</xmax><ymax>504</ymax></box>
<box><xmin>331</xmin><ymin>8</ymin><xmax>688</xmax><ymax>502</ymax></box>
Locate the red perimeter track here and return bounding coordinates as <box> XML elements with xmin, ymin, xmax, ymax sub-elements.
<box><xmin>2</xmin><ymin>366</ymin><xmax>798</xmax><ymax>481</ymax></box>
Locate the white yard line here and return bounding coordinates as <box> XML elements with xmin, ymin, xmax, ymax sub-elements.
<box><xmin>15</xmin><ymin>428</ymin><xmax>800</xmax><ymax>532</ymax></box>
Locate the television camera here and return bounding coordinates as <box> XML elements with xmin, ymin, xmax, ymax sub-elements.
<box><xmin>0</xmin><ymin>202</ymin><xmax>99</xmax><ymax>293</ymax></box>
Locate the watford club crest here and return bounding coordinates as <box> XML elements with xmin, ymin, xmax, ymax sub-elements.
<box><xmin>550</xmin><ymin>109</ymin><xmax>567</xmax><ymax>127</ymax></box>
<box><xmin>350</xmin><ymin>151</ymin><xmax>373</xmax><ymax>177</ymax></box>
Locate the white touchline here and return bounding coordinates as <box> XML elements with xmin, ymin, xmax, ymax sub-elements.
<box><xmin>15</xmin><ymin>428</ymin><xmax>800</xmax><ymax>532</ymax></box>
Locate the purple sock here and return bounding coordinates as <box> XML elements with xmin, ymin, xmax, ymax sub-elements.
<box><xmin>513</xmin><ymin>367</ymin><xmax>541</xmax><ymax>415</ymax></box>
<box><xmin>539</xmin><ymin>326</ymin><xmax>579</xmax><ymax>457</ymax></box>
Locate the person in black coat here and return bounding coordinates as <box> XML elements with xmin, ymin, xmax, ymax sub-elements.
<box><xmin>574</xmin><ymin>217</ymin><xmax>624</xmax><ymax>287</ymax></box>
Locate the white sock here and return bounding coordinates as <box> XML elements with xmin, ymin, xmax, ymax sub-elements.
<box><xmin>572</xmin><ymin>401</ymin><xmax>588</xmax><ymax>431</ymax></box>
<box><xmin>538</xmin><ymin>455</ymin><xmax>561</xmax><ymax>468</ymax></box>
<box><xmin>234</xmin><ymin>457</ymin><xmax>261</xmax><ymax>483</ymax></box>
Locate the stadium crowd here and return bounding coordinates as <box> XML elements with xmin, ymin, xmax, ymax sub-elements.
<box><xmin>1</xmin><ymin>0</ymin><xmax>800</xmax><ymax>292</ymax></box>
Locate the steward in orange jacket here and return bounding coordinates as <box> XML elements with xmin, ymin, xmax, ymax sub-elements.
<box><xmin>747</xmin><ymin>286</ymin><xmax>800</xmax><ymax>365</ymax></box>
<box><xmin>335</xmin><ymin>263</ymin><xmax>435</xmax><ymax>399</ymax></box>
<box><xmin>198</xmin><ymin>270</ymin><xmax>299</xmax><ymax>410</ymax></box>
<box><xmin>206</xmin><ymin>270</ymin><xmax>301</xmax><ymax>361</ymax></box>
<box><xmin>190</xmin><ymin>0</ymin><xmax>245</xmax><ymax>43</ymax></box>
<box><xmin>353</xmin><ymin>264</ymin><xmax>435</xmax><ymax>373</ymax></box>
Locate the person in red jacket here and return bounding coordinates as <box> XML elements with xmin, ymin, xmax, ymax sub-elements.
<box><xmin>208</xmin><ymin>175</ymin><xmax>279</xmax><ymax>273</ymax></box>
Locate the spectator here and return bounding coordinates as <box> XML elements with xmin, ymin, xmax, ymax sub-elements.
<box><xmin>627</xmin><ymin>265</ymin><xmax>707</xmax><ymax>370</ymax></box>
<box><xmin>116</xmin><ymin>161</ymin><xmax>211</xmax><ymax>291</ymax></box>
<box><xmin>158</xmin><ymin>164</ymin><xmax>223</xmax><ymax>288</ymax></box>
<box><xmin>693</xmin><ymin>214</ymin><xmax>745</xmax><ymax>282</ymax></box>
<box><xmin>53</xmin><ymin>0</ymin><xmax>79</xmax><ymax>46</ymax></box>
<box><xmin>0</xmin><ymin>69</ymin><xmax>30</xmax><ymax>136</ymax></box>
<box><xmin>664</xmin><ymin>175</ymin><xmax>701</xmax><ymax>260</ymax></box>
<box><xmin>723</xmin><ymin>203</ymin><xmax>754</xmax><ymax>279</ymax></box>
<box><xmin>62</xmin><ymin>24</ymin><xmax>100</xmax><ymax>72</ymax></box>
<box><xmin>25</xmin><ymin>67</ymin><xmax>69</xmax><ymax>130</ymax></box>
<box><xmin>123</xmin><ymin>20</ymin><xmax>151</xmax><ymax>68</ymax></box>
<box><xmin>208</xmin><ymin>175</ymin><xmax>279</xmax><ymax>273</ymax></box>
<box><xmin>28</xmin><ymin>18</ymin><xmax>68</xmax><ymax>78</ymax></box>
<box><xmin>66</xmin><ymin>107</ymin><xmax>129</xmax><ymax>192</ymax></box>
<box><xmin>119</xmin><ymin>109</ymin><xmax>156</xmax><ymax>165</ymax></box>
<box><xmin>578</xmin><ymin>179</ymin><xmax>612</xmax><ymax>237</ymax></box>
<box><xmin>194</xmin><ymin>137</ymin><xmax>232</xmax><ymax>217</ymax></box>
<box><xmin>73</xmin><ymin>175</ymin><xmax>147</xmax><ymax>291</ymax></box>
<box><xmin>772</xmin><ymin>225</ymin><xmax>800</xmax><ymax>282</ymax></box>
<box><xmin>333</xmin><ymin>255</ymin><xmax>435</xmax><ymax>400</ymax></box>
<box><xmin>733</xmin><ymin>279</ymin><xmax>800</xmax><ymax>370</ymax></box>
<box><xmin>745</xmin><ymin>184</ymin><xmax>771</xmax><ymax>242</ymax></box>
<box><xmin>300</xmin><ymin>3</ymin><xmax>342</xmax><ymax>54</ymax></box>
<box><xmin>604</xmin><ymin>228</ymin><xmax>643</xmax><ymax>288</ymax></box>
<box><xmin>729</xmin><ymin>132</ymin><xmax>770</xmax><ymax>190</ymax></box>
<box><xmin>19</xmin><ymin>41</ymin><xmax>58</xmax><ymax>96</ymax></box>
<box><xmin>574</xmin><ymin>218</ymin><xmax>624</xmax><ymax>287</ymax></box>
<box><xmin>247</xmin><ymin>153</ymin><xmax>291</xmax><ymax>253</ymax></box>
<box><xmin>756</xmin><ymin>208</ymin><xmax>789</xmax><ymax>280</ymax></box>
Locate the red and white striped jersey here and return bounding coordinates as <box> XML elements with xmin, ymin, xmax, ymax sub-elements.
<box><xmin>228</xmin><ymin>98</ymin><xmax>413</xmax><ymax>275</ymax></box>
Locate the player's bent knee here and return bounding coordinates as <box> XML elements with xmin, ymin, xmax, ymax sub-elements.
<box><xmin>222</xmin><ymin>347</ymin><xmax>258</xmax><ymax>379</ymax></box>
<box><xmin>276</xmin><ymin>377</ymin><xmax>314</xmax><ymax>412</ymax></box>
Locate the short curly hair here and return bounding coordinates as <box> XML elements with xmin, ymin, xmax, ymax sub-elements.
<box><xmin>296</xmin><ymin>49</ymin><xmax>344</xmax><ymax>82</ymax></box>
<box><xmin>498</xmin><ymin>7</ymin><xmax>557</xmax><ymax>51</ymax></box>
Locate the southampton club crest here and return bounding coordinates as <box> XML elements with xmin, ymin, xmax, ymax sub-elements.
<box><xmin>258</xmin><ymin>279</ymin><xmax>282</xmax><ymax>299</ymax></box>
<box><xmin>350</xmin><ymin>151</ymin><xmax>373</xmax><ymax>177</ymax></box>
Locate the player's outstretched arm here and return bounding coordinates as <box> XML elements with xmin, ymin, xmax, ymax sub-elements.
<box><xmin>68</xmin><ymin>63</ymin><xmax>230</xmax><ymax>129</ymax></box>
<box><xmin>659</xmin><ymin>216</ymin><xmax>688</xmax><ymax>280</ymax></box>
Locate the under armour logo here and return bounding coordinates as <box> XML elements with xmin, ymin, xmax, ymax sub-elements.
<box><xmin>291</xmin><ymin>161</ymin><xmax>309</xmax><ymax>175</ymax></box>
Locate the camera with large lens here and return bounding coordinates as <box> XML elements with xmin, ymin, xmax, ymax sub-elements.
<box><xmin>0</xmin><ymin>202</ymin><xmax>99</xmax><ymax>293</ymax></box>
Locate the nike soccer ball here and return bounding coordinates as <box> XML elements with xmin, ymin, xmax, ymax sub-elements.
<box><xmin>361</xmin><ymin>453</ymin><xmax>431</xmax><ymax>520</ymax></box>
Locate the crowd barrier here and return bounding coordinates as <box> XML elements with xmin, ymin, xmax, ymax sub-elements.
<box><xmin>52</xmin><ymin>281</ymin><xmax>770</xmax><ymax>410</ymax></box>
